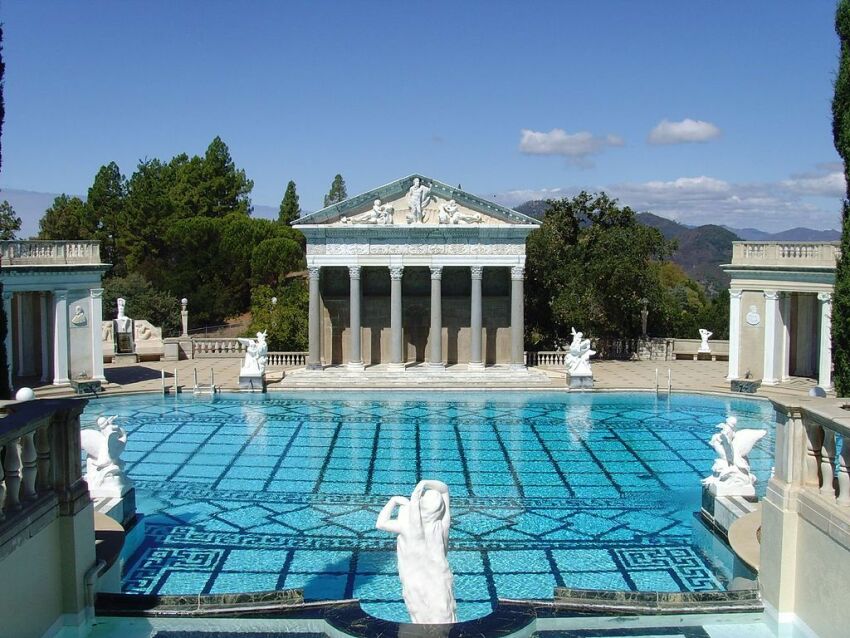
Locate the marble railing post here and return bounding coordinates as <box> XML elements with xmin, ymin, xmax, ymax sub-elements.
<box><xmin>469</xmin><ymin>266</ymin><xmax>484</xmax><ymax>370</ymax></box>
<box><xmin>389</xmin><ymin>266</ymin><xmax>405</xmax><ymax>371</ymax></box>
<box><xmin>52</xmin><ymin>290</ymin><xmax>70</xmax><ymax>385</ymax></box>
<box><xmin>429</xmin><ymin>266</ymin><xmax>444</xmax><ymax>369</ymax></box>
<box><xmin>510</xmin><ymin>266</ymin><xmax>525</xmax><ymax>369</ymax></box>
<box><xmin>3</xmin><ymin>291</ymin><xmax>12</xmax><ymax>390</ymax></box>
<box><xmin>818</xmin><ymin>292</ymin><xmax>833</xmax><ymax>391</ymax></box>
<box><xmin>348</xmin><ymin>265</ymin><xmax>365</xmax><ymax>370</ymax></box>
<box><xmin>762</xmin><ymin>290</ymin><xmax>780</xmax><ymax>385</ymax></box>
<box><xmin>726</xmin><ymin>288</ymin><xmax>742</xmax><ymax>380</ymax></box>
<box><xmin>90</xmin><ymin>288</ymin><xmax>105</xmax><ymax>381</ymax></box>
<box><xmin>307</xmin><ymin>266</ymin><xmax>322</xmax><ymax>370</ymax></box>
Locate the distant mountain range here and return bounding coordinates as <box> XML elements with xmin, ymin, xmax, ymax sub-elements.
<box><xmin>514</xmin><ymin>200</ymin><xmax>841</xmax><ymax>292</ymax></box>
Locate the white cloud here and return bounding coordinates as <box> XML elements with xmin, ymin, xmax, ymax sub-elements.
<box><xmin>647</xmin><ymin>118</ymin><xmax>721</xmax><ymax>145</ymax></box>
<box><xmin>781</xmin><ymin>170</ymin><xmax>845</xmax><ymax>197</ymax></box>
<box><xmin>518</xmin><ymin>129</ymin><xmax>624</xmax><ymax>160</ymax></box>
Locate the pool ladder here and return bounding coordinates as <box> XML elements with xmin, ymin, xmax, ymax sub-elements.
<box><xmin>192</xmin><ymin>368</ymin><xmax>218</xmax><ymax>395</ymax></box>
<box><xmin>161</xmin><ymin>368</ymin><xmax>181</xmax><ymax>395</ymax></box>
<box><xmin>655</xmin><ymin>368</ymin><xmax>672</xmax><ymax>395</ymax></box>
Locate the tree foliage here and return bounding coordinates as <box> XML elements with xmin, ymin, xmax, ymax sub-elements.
<box><xmin>0</xmin><ymin>25</ymin><xmax>8</xmax><ymax>400</ymax></box>
<box><xmin>323</xmin><ymin>174</ymin><xmax>347</xmax><ymax>207</ymax></box>
<box><xmin>833</xmin><ymin>0</ymin><xmax>850</xmax><ymax>396</ymax></box>
<box><xmin>247</xmin><ymin>279</ymin><xmax>308</xmax><ymax>351</ymax></box>
<box><xmin>38</xmin><ymin>194</ymin><xmax>93</xmax><ymax>239</ymax></box>
<box><xmin>279</xmin><ymin>180</ymin><xmax>300</xmax><ymax>225</ymax></box>
<box><xmin>87</xmin><ymin>162</ymin><xmax>126</xmax><ymax>272</ymax></box>
<box><xmin>0</xmin><ymin>200</ymin><xmax>21</xmax><ymax>240</ymax></box>
<box><xmin>102</xmin><ymin>273</ymin><xmax>181</xmax><ymax>336</ymax></box>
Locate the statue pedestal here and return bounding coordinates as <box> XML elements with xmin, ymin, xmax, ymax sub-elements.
<box><xmin>567</xmin><ymin>372</ymin><xmax>593</xmax><ymax>389</ymax></box>
<box><xmin>239</xmin><ymin>371</ymin><xmax>266</xmax><ymax>392</ymax></box>
<box><xmin>706</xmin><ymin>480</ymin><xmax>756</xmax><ymax>499</ymax></box>
<box><xmin>88</xmin><ymin>482</ymin><xmax>136</xmax><ymax>529</ymax></box>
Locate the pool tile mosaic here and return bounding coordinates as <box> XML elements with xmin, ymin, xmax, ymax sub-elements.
<box><xmin>86</xmin><ymin>391</ymin><xmax>775</xmax><ymax>623</ymax></box>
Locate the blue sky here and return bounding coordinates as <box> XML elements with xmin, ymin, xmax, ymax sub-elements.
<box><xmin>0</xmin><ymin>1</ymin><xmax>845</xmax><ymax>235</ymax></box>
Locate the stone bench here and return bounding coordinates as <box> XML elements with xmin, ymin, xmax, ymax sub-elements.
<box><xmin>672</xmin><ymin>339</ymin><xmax>729</xmax><ymax>362</ymax></box>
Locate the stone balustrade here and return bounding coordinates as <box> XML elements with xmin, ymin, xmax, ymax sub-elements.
<box><xmin>192</xmin><ymin>338</ymin><xmax>247</xmax><ymax>358</ymax></box>
<box><xmin>526</xmin><ymin>351</ymin><xmax>567</xmax><ymax>367</ymax></box>
<box><xmin>731</xmin><ymin>241</ymin><xmax>840</xmax><ymax>268</ymax></box>
<box><xmin>266</xmin><ymin>352</ymin><xmax>308</xmax><ymax>367</ymax></box>
<box><xmin>0</xmin><ymin>240</ymin><xmax>103</xmax><ymax>266</ymax></box>
<box><xmin>0</xmin><ymin>398</ymin><xmax>89</xmax><ymax>558</ymax></box>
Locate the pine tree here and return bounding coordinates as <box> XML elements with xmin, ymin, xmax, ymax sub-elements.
<box><xmin>323</xmin><ymin>174</ymin><xmax>348</xmax><ymax>207</ymax></box>
<box><xmin>87</xmin><ymin>161</ymin><xmax>127</xmax><ymax>273</ymax></box>
<box><xmin>833</xmin><ymin>0</ymin><xmax>850</xmax><ymax>396</ymax></box>
<box><xmin>278</xmin><ymin>180</ymin><xmax>301</xmax><ymax>225</ymax></box>
<box><xmin>0</xmin><ymin>25</ymin><xmax>8</xmax><ymax>399</ymax></box>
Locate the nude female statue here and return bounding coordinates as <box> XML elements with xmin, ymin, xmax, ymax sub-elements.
<box><xmin>376</xmin><ymin>479</ymin><xmax>456</xmax><ymax>623</ymax></box>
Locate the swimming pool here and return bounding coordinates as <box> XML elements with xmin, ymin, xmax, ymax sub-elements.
<box><xmin>83</xmin><ymin>391</ymin><xmax>776</xmax><ymax>623</ymax></box>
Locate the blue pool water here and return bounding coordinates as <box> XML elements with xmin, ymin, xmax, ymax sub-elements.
<box><xmin>82</xmin><ymin>391</ymin><xmax>776</xmax><ymax>623</ymax></box>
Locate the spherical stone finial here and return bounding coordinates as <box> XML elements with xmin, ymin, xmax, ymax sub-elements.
<box><xmin>15</xmin><ymin>387</ymin><xmax>35</xmax><ymax>402</ymax></box>
<box><xmin>181</xmin><ymin>298</ymin><xmax>188</xmax><ymax>305</ymax></box>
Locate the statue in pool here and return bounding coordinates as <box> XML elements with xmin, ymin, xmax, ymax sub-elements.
<box><xmin>376</xmin><ymin>480</ymin><xmax>456</xmax><ymax>624</ymax></box>
<box><xmin>701</xmin><ymin>416</ymin><xmax>767</xmax><ymax>497</ymax></box>
<box><xmin>566</xmin><ymin>327</ymin><xmax>595</xmax><ymax>377</ymax></box>
<box><xmin>237</xmin><ymin>331</ymin><xmax>268</xmax><ymax>376</ymax></box>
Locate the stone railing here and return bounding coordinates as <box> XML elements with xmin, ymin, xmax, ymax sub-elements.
<box><xmin>266</xmin><ymin>352</ymin><xmax>308</xmax><ymax>367</ymax></box>
<box><xmin>192</xmin><ymin>338</ymin><xmax>247</xmax><ymax>358</ymax></box>
<box><xmin>0</xmin><ymin>240</ymin><xmax>103</xmax><ymax>266</ymax></box>
<box><xmin>526</xmin><ymin>351</ymin><xmax>567</xmax><ymax>367</ymax></box>
<box><xmin>0</xmin><ymin>398</ymin><xmax>90</xmax><ymax>559</ymax></box>
<box><xmin>730</xmin><ymin>241</ymin><xmax>840</xmax><ymax>269</ymax></box>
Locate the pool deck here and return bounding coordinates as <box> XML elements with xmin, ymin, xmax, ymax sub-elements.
<box><xmin>25</xmin><ymin>357</ymin><xmax>822</xmax><ymax>402</ymax></box>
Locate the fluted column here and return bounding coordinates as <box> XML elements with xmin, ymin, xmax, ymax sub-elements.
<box><xmin>429</xmin><ymin>266</ymin><xmax>444</xmax><ymax>369</ymax></box>
<box><xmin>3</xmin><ymin>291</ymin><xmax>13</xmax><ymax>390</ymax></box>
<box><xmin>348</xmin><ymin>265</ymin><xmax>365</xmax><ymax>370</ymax></box>
<box><xmin>90</xmin><ymin>288</ymin><xmax>105</xmax><ymax>381</ymax></box>
<box><xmin>762</xmin><ymin>290</ymin><xmax>780</xmax><ymax>385</ymax></box>
<box><xmin>726</xmin><ymin>288</ymin><xmax>742</xmax><ymax>380</ymax></box>
<box><xmin>15</xmin><ymin>293</ymin><xmax>26</xmax><ymax>376</ymax></box>
<box><xmin>818</xmin><ymin>292</ymin><xmax>833</xmax><ymax>391</ymax></box>
<box><xmin>389</xmin><ymin>266</ymin><xmax>405</xmax><ymax>372</ymax></box>
<box><xmin>39</xmin><ymin>292</ymin><xmax>50</xmax><ymax>382</ymax></box>
<box><xmin>52</xmin><ymin>289</ymin><xmax>70</xmax><ymax>385</ymax></box>
<box><xmin>469</xmin><ymin>266</ymin><xmax>484</xmax><ymax>370</ymax></box>
<box><xmin>307</xmin><ymin>266</ymin><xmax>322</xmax><ymax>370</ymax></box>
<box><xmin>510</xmin><ymin>266</ymin><xmax>525</xmax><ymax>369</ymax></box>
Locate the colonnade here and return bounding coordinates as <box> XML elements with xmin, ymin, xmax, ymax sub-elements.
<box><xmin>306</xmin><ymin>264</ymin><xmax>526</xmax><ymax>370</ymax></box>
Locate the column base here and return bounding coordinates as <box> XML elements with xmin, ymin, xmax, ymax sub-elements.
<box><xmin>467</xmin><ymin>361</ymin><xmax>485</xmax><ymax>371</ymax></box>
<box><xmin>306</xmin><ymin>363</ymin><xmax>324</xmax><ymax>371</ymax></box>
<box><xmin>509</xmin><ymin>364</ymin><xmax>527</xmax><ymax>372</ymax></box>
<box><xmin>53</xmin><ymin>378</ymin><xmax>71</xmax><ymax>386</ymax></box>
<box><xmin>762</xmin><ymin>378</ymin><xmax>779</xmax><ymax>386</ymax></box>
<box><xmin>426</xmin><ymin>362</ymin><xmax>446</xmax><ymax>371</ymax></box>
<box><xmin>347</xmin><ymin>362</ymin><xmax>366</xmax><ymax>372</ymax></box>
<box><xmin>387</xmin><ymin>362</ymin><xmax>406</xmax><ymax>373</ymax></box>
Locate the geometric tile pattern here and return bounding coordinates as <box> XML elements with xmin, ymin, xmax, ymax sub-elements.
<box><xmin>83</xmin><ymin>391</ymin><xmax>776</xmax><ymax>623</ymax></box>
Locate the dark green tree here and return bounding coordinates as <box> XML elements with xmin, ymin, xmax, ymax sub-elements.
<box><xmin>323</xmin><ymin>174</ymin><xmax>348</xmax><ymax>207</ymax></box>
<box><xmin>278</xmin><ymin>180</ymin><xmax>301</xmax><ymax>224</ymax></box>
<box><xmin>0</xmin><ymin>24</ymin><xmax>8</xmax><ymax>399</ymax></box>
<box><xmin>102</xmin><ymin>273</ymin><xmax>181</xmax><ymax>336</ymax></box>
<box><xmin>834</xmin><ymin>0</ymin><xmax>850</xmax><ymax>396</ymax></box>
<box><xmin>37</xmin><ymin>194</ymin><xmax>94</xmax><ymax>239</ymax></box>
<box><xmin>247</xmin><ymin>279</ymin><xmax>308</xmax><ymax>351</ymax></box>
<box><xmin>0</xmin><ymin>200</ymin><xmax>21</xmax><ymax>240</ymax></box>
<box><xmin>87</xmin><ymin>161</ymin><xmax>126</xmax><ymax>272</ymax></box>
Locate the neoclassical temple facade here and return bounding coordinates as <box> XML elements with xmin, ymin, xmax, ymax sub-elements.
<box><xmin>722</xmin><ymin>241</ymin><xmax>838</xmax><ymax>389</ymax></box>
<box><xmin>0</xmin><ymin>241</ymin><xmax>110</xmax><ymax>388</ymax></box>
<box><xmin>293</xmin><ymin>175</ymin><xmax>539</xmax><ymax>370</ymax></box>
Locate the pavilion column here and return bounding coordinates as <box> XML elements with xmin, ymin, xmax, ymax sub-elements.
<box><xmin>818</xmin><ymin>292</ymin><xmax>833</xmax><ymax>391</ymax></box>
<box><xmin>762</xmin><ymin>290</ymin><xmax>780</xmax><ymax>385</ymax></box>
<box><xmin>510</xmin><ymin>265</ymin><xmax>526</xmax><ymax>369</ymax></box>
<box><xmin>429</xmin><ymin>266</ymin><xmax>444</xmax><ymax>369</ymax></box>
<box><xmin>726</xmin><ymin>288</ymin><xmax>742</xmax><ymax>380</ymax></box>
<box><xmin>52</xmin><ymin>289</ymin><xmax>70</xmax><ymax>386</ymax></box>
<box><xmin>348</xmin><ymin>265</ymin><xmax>365</xmax><ymax>370</ymax></box>
<box><xmin>90</xmin><ymin>288</ymin><xmax>106</xmax><ymax>382</ymax></box>
<box><xmin>15</xmin><ymin>293</ymin><xmax>26</xmax><ymax>376</ymax></box>
<box><xmin>307</xmin><ymin>266</ymin><xmax>322</xmax><ymax>370</ymax></box>
<box><xmin>389</xmin><ymin>266</ymin><xmax>405</xmax><ymax>372</ymax></box>
<box><xmin>780</xmin><ymin>293</ymin><xmax>792</xmax><ymax>382</ymax></box>
<box><xmin>468</xmin><ymin>266</ymin><xmax>484</xmax><ymax>370</ymax></box>
<box><xmin>39</xmin><ymin>292</ymin><xmax>50</xmax><ymax>382</ymax></box>
<box><xmin>3</xmin><ymin>291</ymin><xmax>13</xmax><ymax>390</ymax></box>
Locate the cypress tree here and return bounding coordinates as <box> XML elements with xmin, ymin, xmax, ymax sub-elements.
<box><xmin>323</xmin><ymin>174</ymin><xmax>348</xmax><ymax>207</ymax></box>
<box><xmin>278</xmin><ymin>180</ymin><xmax>301</xmax><ymax>225</ymax></box>
<box><xmin>0</xmin><ymin>25</ymin><xmax>9</xmax><ymax>399</ymax></box>
<box><xmin>833</xmin><ymin>0</ymin><xmax>850</xmax><ymax>396</ymax></box>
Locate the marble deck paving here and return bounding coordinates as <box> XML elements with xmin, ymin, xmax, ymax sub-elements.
<box><xmin>81</xmin><ymin>392</ymin><xmax>777</xmax><ymax>622</ymax></box>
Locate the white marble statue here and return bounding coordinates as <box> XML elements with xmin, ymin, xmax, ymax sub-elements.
<box><xmin>698</xmin><ymin>328</ymin><xmax>713</xmax><ymax>353</ymax></box>
<box><xmin>437</xmin><ymin>199</ymin><xmax>482</xmax><ymax>225</ymax></box>
<box><xmin>406</xmin><ymin>177</ymin><xmax>432</xmax><ymax>223</ymax></box>
<box><xmin>701</xmin><ymin>416</ymin><xmax>767</xmax><ymax>497</ymax></box>
<box><xmin>81</xmin><ymin>416</ymin><xmax>132</xmax><ymax>494</ymax></box>
<box><xmin>238</xmin><ymin>331</ymin><xmax>268</xmax><ymax>376</ymax></box>
<box><xmin>376</xmin><ymin>480</ymin><xmax>456</xmax><ymax>624</ymax></box>
<box><xmin>342</xmin><ymin>199</ymin><xmax>394</xmax><ymax>225</ymax></box>
<box><xmin>115</xmin><ymin>298</ymin><xmax>132</xmax><ymax>333</ymax></box>
<box><xmin>566</xmin><ymin>327</ymin><xmax>595</xmax><ymax>377</ymax></box>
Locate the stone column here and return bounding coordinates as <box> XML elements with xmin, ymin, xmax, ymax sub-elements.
<box><xmin>469</xmin><ymin>266</ymin><xmax>484</xmax><ymax>370</ymax></box>
<box><xmin>15</xmin><ymin>293</ymin><xmax>26</xmax><ymax>376</ymax></box>
<box><xmin>52</xmin><ymin>289</ymin><xmax>70</xmax><ymax>385</ymax></box>
<box><xmin>726</xmin><ymin>288</ymin><xmax>742</xmax><ymax>380</ymax></box>
<box><xmin>389</xmin><ymin>266</ymin><xmax>405</xmax><ymax>372</ymax></box>
<box><xmin>39</xmin><ymin>292</ymin><xmax>50</xmax><ymax>382</ymax></box>
<box><xmin>348</xmin><ymin>265</ymin><xmax>365</xmax><ymax>370</ymax></box>
<box><xmin>780</xmin><ymin>293</ymin><xmax>792</xmax><ymax>382</ymax></box>
<box><xmin>510</xmin><ymin>266</ymin><xmax>526</xmax><ymax>369</ymax></box>
<box><xmin>90</xmin><ymin>288</ymin><xmax>106</xmax><ymax>382</ymax></box>
<box><xmin>762</xmin><ymin>290</ymin><xmax>780</xmax><ymax>385</ymax></box>
<box><xmin>429</xmin><ymin>266</ymin><xmax>444</xmax><ymax>369</ymax></box>
<box><xmin>307</xmin><ymin>266</ymin><xmax>322</xmax><ymax>370</ymax></box>
<box><xmin>2</xmin><ymin>291</ymin><xmax>13</xmax><ymax>390</ymax></box>
<box><xmin>818</xmin><ymin>292</ymin><xmax>833</xmax><ymax>391</ymax></box>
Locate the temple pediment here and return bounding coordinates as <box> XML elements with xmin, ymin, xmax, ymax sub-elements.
<box><xmin>293</xmin><ymin>174</ymin><xmax>538</xmax><ymax>229</ymax></box>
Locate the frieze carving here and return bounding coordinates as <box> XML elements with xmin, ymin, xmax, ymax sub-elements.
<box><xmin>318</xmin><ymin>241</ymin><xmax>525</xmax><ymax>257</ymax></box>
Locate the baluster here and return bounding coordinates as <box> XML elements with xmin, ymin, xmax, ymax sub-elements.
<box><xmin>21</xmin><ymin>432</ymin><xmax>37</xmax><ymax>500</ymax></box>
<box><xmin>838</xmin><ymin>438</ymin><xmax>850</xmax><ymax>506</ymax></box>
<box><xmin>804</xmin><ymin>423</ymin><xmax>824</xmax><ymax>488</ymax></box>
<box><xmin>0</xmin><ymin>445</ymin><xmax>5</xmax><ymax>521</ymax></box>
<box><xmin>820</xmin><ymin>429</ymin><xmax>837</xmax><ymax>498</ymax></box>
<box><xmin>36</xmin><ymin>426</ymin><xmax>51</xmax><ymax>493</ymax></box>
<box><xmin>4</xmin><ymin>440</ymin><xmax>22</xmax><ymax>511</ymax></box>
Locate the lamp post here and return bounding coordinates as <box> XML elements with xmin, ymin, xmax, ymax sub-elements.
<box><xmin>180</xmin><ymin>298</ymin><xmax>188</xmax><ymax>337</ymax></box>
<box><xmin>640</xmin><ymin>298</ymin><xmax>649</xmax><ymax>338</ymax></box>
